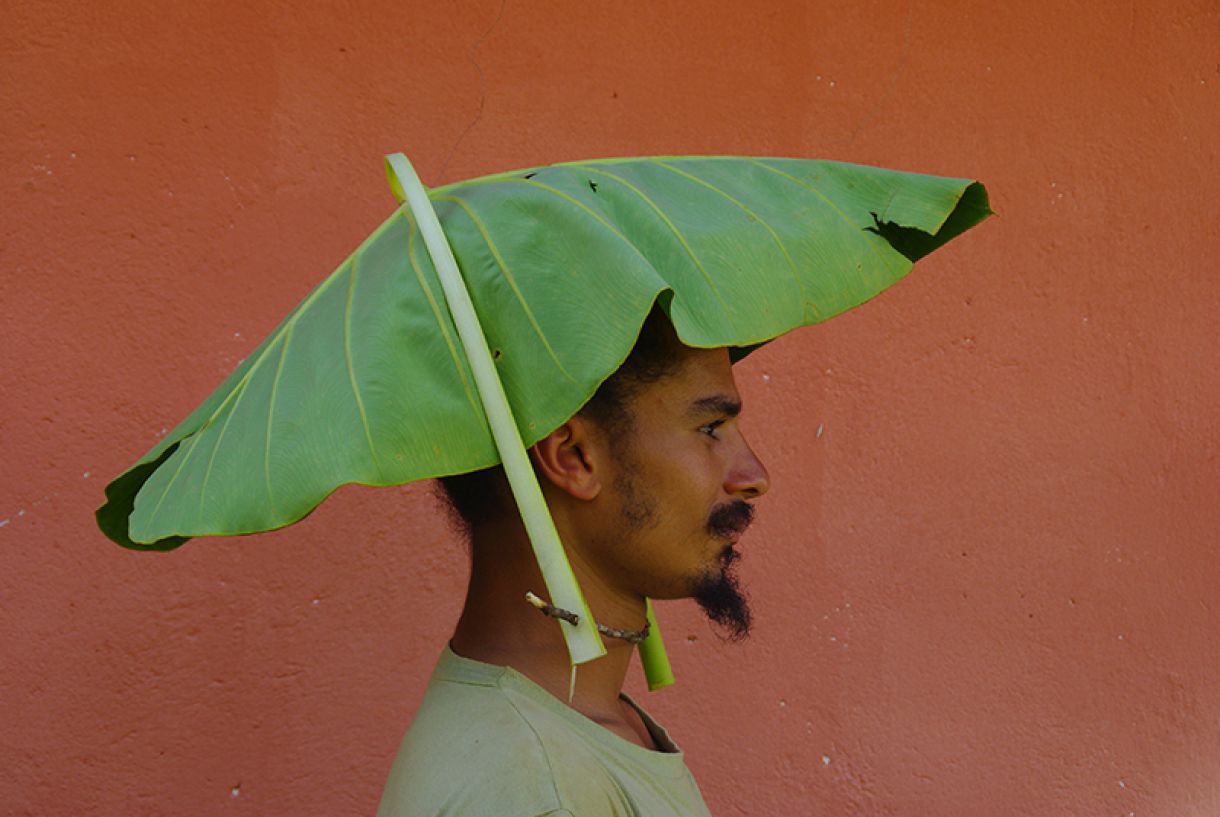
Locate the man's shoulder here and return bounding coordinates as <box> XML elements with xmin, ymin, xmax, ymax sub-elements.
<box><xmin>376</xmin><ymin>649</ymin><xmax>711</xmax><ymax>817</ymax></box>
<box><xmin>376</xmin><ymin>657</ymin><xmax>614</xmax><ymax>817</ymax></box>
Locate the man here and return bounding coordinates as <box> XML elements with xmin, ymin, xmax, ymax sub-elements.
<box><xmin>377</xmin><ymin>309</ymin><xmax>769</xmax><ymax>816</ymax></box>
<box><xmin>91</xmin><ymin>152</ymin><xmax>986</xmax><ymax>817</ymax></box>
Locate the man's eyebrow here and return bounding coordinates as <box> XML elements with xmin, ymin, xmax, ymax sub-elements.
<box><xmin>686</xmin><ymin>395</ymin><xmax>742</xmax><ymax>418</ymax></box>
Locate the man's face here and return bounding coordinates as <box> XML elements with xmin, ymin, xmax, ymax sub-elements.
<box><xmin>586</xmin><ymin>346</ymin><xmax>770</xmax><ymax>638</ymax></box>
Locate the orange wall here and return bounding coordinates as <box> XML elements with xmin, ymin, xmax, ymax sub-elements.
<box><xmin>3</xmin><ymin>2</ymin><xmax>1217</xmax><ymax>815</ymax></box>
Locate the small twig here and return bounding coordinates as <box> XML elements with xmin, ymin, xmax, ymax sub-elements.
<box><xmin>525</xmin><ymin>591</ymin><xmax>580</xmax><ymax>626</ymax></box>
<box><xmin>525</xmin><ymin>592</ymin><xmax>650</xmax><ymax>644</ymax></box>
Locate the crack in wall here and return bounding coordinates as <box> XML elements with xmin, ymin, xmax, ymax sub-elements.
<box><xmin>439</xmin><ymin>0</ymin><xmax>507</xmax><ymax>180</ymax></box>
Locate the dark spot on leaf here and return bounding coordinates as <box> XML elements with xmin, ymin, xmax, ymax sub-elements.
<box><xmin>524</xmin><ymin>172</ymin><xmax>536</xmax><ymax>180</ymax></box>
<box><xmin>492</xmin><ymin>349</ymin><xmax>502</xmax><ymax>360</ymax></box>
<box><xmin>588</xmin><ymin>180</ymin><xmax>598</xmax><ymax>193</ymax></box>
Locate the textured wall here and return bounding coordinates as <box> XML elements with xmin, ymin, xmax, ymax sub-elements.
<box><xmin>2</xmin><ymin>1</ymin><xmax>1217</xmax><ymax>815</ymax></box>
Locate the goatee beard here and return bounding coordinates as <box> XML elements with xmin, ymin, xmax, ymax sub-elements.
<box><xmin>694</xmin><ymin>501</ymin><xmax>754</xmax><ymax>640</ymax></box>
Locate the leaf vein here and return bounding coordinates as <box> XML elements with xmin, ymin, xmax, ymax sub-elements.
<box><xmin>196</xmin><ymin>375</ymin><xmax>253</xmax><ymax>524</ymax></box>
<box><xmin>145</xmin><ymin>432</ymin><xmax>206</xmax><ymax>529</ymax></box>
<box><xmin>263</xmin><ymin>322</ymin><xmax>295</xmax><ymax>514</ymax></box>
<box><xmin>434</xmin><ymin>193</ymin><xmax>579</xmax><ymax>385</ymax></box>
<box><xmin>344</xmin><ymin>254</ymin><xmax>382</xmax><ymax>477</ymax></box>
<box><xmin>502</xmin><ymin>178</ymin><xmax>658</xmax><ymax>275</ymax></box>
<box><xmin>654</xmin><ymin>160</ymin><xmax>812</xmax><ymax>316</ymax></box>
<box><xmin>581</xmin><ymin>166</ymin><xmax>730</xmax><ymax>312</ymax></box>
<box><xmin>402</xmin><ymin>210</ymin><xmax>483</xmax><ymax>418</ymax></box>
<box><xmin>746</xmin><ymin>158</ymin><xmax>905</xmax><ymax>283</ymax></box>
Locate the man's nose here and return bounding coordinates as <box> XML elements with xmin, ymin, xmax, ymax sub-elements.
<box><xmin>725</xmin><ymin>440</ymin><xmax>770</xmax><ymax>500</ymax></box>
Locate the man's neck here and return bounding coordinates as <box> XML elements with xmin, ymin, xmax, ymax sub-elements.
<box><xmin>449</xmin><ymin>525</ymin><xmax>657</xmax><ymax>749</ymax></box>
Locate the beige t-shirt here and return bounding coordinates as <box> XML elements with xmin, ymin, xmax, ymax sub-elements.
<box><xmin>377</xmin><ymin>646</ymin><xmax>712</xmax><ymax>817</ymax></box>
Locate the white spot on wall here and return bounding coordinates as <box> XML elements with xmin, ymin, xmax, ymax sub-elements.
<box><xmin>230</xmin><ymin>784</ymin><xmax>241</xmax><ymax>798</ymax></box>
<box><xmin>822</xmin><ymin>755</ymin><xmax>831</xmax><ymax>765</ymax></box>
<box><xmin>816</xmin><ymin>423</ymin><xmax>824</xmax><ymax>438</ymax></box>
<box><xmin>82</xmin><ymin>471</ymin><xmax>90</xmax><ymax>479</ymax></box>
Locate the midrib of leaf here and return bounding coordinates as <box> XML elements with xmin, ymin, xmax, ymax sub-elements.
<box><xmin>745</xmin><ymin>159</ymin><xmax>905</xmax><ymax>282</ymax></box>
<box><xmin>264</xmin><ymin>321</ymin><xmax>296</xmax><ymax>514</ymax></box>
<box><xmin>581</xmin><ymin>166</ymin><xmax>731</xmax><ymax>313</ymax></box>
<box><xmin>344</xmin><ymin>251</ymin><xmax>382</xmax><ymax>477</ymax></box>
<box><xmin>434</xmin><ymin>194</ymin><xmax>579</xmax><ymax>386</ymax></box>
<box><xmin>653</xmin><ymin>160</ymin><xmax>812</xmax><ymax>316</ymax></box>
<box><xmin>402</xmin><ymin>211</ymin><xmax>482</xmax><ymax>419</ymax></box>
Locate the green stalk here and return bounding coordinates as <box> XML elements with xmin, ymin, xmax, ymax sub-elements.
<box><xmin>385</xmin><ymin>153</ymin><xmax>606</xmax><ymax>666</ymax></box>
<box><xmin>640</xmin><ymin>599</ymin><xmax>675</xmax><ymax>690</ymax></box>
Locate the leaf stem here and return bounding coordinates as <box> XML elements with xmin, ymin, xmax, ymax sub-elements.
<box><xmin>640</xmin><ymin>599</ymin><xmax>675</xmax><ymax>690</ymax></box>
<box><xmin>385</xmin><ymin>153</ymin><xmax>606</xmax><ymax>666</ymax></box>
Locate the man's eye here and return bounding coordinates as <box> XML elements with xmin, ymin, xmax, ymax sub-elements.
<box><xmin>699</xmin><ymin>420</ymin><xmax>725</xmax><ymax>439</ymax></box>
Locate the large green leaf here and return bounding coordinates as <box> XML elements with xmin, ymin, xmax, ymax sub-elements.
<box><xmin>98</xmin><ymin>156</ymin><xmax>990</xmax><ymax>549</ymax></box>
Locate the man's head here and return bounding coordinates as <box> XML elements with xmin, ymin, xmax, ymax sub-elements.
<box><xmin>437</xmin><ymin>309</ymin><xmax>769</xmax><ymax>638</ymax></box>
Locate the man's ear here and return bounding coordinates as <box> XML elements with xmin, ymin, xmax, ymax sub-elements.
<box><xmin>529</xmin><ymin>417</ymin><xmax>603</xmax><ymax>501</ymax></box>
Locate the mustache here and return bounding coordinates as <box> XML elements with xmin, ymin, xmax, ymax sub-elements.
<box><xmin>707</xmin><ymin>500</ymin><xmax>755</xmax><ymax>540</ymax></box>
